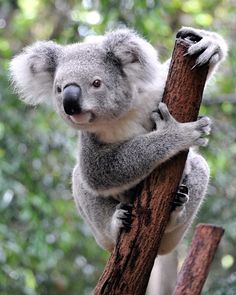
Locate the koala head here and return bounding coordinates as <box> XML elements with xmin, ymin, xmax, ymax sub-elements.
<box><xmin>10</xmin><ymin>29</ymin><xmax>159</xmax><ymax>132</ymax></box>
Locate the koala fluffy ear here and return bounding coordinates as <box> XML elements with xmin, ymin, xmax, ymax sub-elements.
<box><xmin>103</xmin><ymin>29</ymin><xmax>159</xmax><ymax>82</ymax></box>
<box><xmin>10</xmin><ymin>41</ymin><xmax>62</xmax><ymax>105</ymax></box>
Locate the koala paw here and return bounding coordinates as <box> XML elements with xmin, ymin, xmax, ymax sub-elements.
<box><xmin>191</xmin><ymin>116</ymin><xmax>212</xmax><ymax>146</ymax></box>
<box><xmin>116</xmin><ymin>203</ymin><xmax>133</xmax><ymax>230</ymax></box>
<box><xmin>165</xmin><ymin>185</ymin><xmax>189</xmax><ymax>233</ymax></box>
<box><xmin>152</xmin><ymin>103</ymin><xmax>211</xmax><ymax>148</ymax></box>
<box><xmin>177</xmin><ymin>27</ymin><xmax>202</xmax><ymax>43</ymax></box>
<box><xmin>177</xmin><ymin>27</ymin><xmax>227</xmax><ymax>68</ymax></box>
<box><xmin>110</xmin><ymin>203</ymin><xmax>133</xmax><ymax>242</ymax></box>
<box><xmin>180</xmin><ymin>116</ymin><xmax>211</xmax><ymax>148</ymax></box>
<box><xmin>172</xmin><ymin>185</ymin><xmax>189</xmax><ymax>211</ymax></box>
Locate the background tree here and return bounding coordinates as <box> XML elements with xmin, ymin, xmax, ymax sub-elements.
<box><xmin>0</xmin><ymin>1</ymin><xmax>235</xmax><ymax>294</ymax></box>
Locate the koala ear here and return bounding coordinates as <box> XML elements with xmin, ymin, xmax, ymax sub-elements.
<box><xmin>10</xmin><ymin>41</ymin><xmax>62</xmax><ymax>105</ymax></box>
<box><xmin>103</xmin><ymin>29</ymin><xmax>159</xmax><ymax>82</ymax></box>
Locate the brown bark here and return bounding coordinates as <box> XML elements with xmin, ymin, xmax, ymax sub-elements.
<box><xmin>173</xmin><ymin>224</ymin><xmax>224</xmax><ymax>295</ymax></box>
<box><xmin>94</xmin><ymin>34</ymin><xmax>209</xmax><ymax>295</ymax></box>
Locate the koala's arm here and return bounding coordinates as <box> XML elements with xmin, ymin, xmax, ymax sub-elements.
<box><xmin>73</xmin><ymin>149</ymin><xmax>209</xmax><ymax>253</ymax></box>
<box><xmin>80</xmin><ymin>103</ymin><xmax>210</xmax><ymax>195</ymax></box>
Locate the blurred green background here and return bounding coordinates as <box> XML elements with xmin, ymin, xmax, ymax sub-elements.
<box><xmin>0</xmin><ymin>0</ymin><xmax>235</xmax><ymax>294</ymax></box>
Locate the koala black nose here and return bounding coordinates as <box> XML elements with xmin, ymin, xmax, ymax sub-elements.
<box><xmin>62</xmin><ymin>84</ymin><xmax>82</xmax><ymax>115</ymax></box>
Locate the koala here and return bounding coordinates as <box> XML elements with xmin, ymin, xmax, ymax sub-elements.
<box><xmin>10</xmin><ymin>27</ymin><xmax>227</xmax><ymax>255</ymax></box>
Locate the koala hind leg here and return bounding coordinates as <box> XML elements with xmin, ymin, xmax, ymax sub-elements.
<box><xmin>180</xmin><ymin>149</ymin><xmax>210</xmax><ymax>224</ymax></box>
<box><xmin>158</xmin><ymin>149</ymin><xmax>210</xmax><ymax>255</ymax></box>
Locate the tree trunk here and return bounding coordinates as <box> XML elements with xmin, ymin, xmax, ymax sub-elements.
<box><xmin>94</xmin><ymin>33</ymin><xmax>209</xmax><ymax>295</ymax></box>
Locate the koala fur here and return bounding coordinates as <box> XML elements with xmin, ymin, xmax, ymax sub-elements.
<box><xmin>10</xmin><ymin>27</ymin><xmax>227</xmax><ymax>256</ymax></box>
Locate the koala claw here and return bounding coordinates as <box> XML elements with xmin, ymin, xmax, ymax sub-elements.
<box><xmin>172</xmin><ymin>185</ymin><xmax>189</xmax><ymax>211</ymax></box>
<box><xmin>110</xmin><ymin>203</ymin><xmax>133</xmax><ymax>241</ymax></box>
<box><xmin>115</xmin><ymin>203</ymin><xmax>133</xmax><ymax>230</ymax></box>
<box><xmin>177</xmin><ymin>27</ymin><xmax>202</xmax><ymax>43</ymax></box>
<box><xmin>177</xmin><ymin>27</ymin><xmax>226</xmax><ymax>68</ymax></box>
<box><xmin>165</xmin><ymin>185</ymin><xmax>189</xmax><ymax>233</ymax></box>
<box><xmin>190</xmin><ymin>41</ymin><xmax>221</xmax><ymax>68</ymax></box>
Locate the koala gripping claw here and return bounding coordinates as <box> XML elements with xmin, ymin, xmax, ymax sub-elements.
<box><xmin>177</xmin><ymin>27</ymin><xmax>228</xmax><ymax>69</ymax></box>
<box><xmin>172</xmin><ymin>185</ymin><xmax>189</xmax><ymax>211</ymax></box>
<box><xmin>165</xmin><ymin>185</ymin><xmax>190</xmax><ymax>234</ymax></box>
<box><xmin>116</xmin><ymin>203</ymin><xmax>133</xmax><ymax>230</ymax></box>
<box><xmin>110</xmin><ymin>203</ymin><xmax>133</xmax><ymax>242</ymax></box>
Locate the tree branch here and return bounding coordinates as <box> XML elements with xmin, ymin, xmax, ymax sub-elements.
<box><xmin>173</xmin><ymin>224</ymin><xmax>224</xmax><ymax>295</ymax></box>
<box><xmin>94</xmin><ymin>33</ymin><xmax>209</xmax><ymax>295</ymax></box>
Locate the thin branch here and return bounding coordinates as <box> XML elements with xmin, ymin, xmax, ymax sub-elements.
<box><xmin>173</xmin><ymin>224</ymin><xmax>224</xmax><ymax>295</ymax></box>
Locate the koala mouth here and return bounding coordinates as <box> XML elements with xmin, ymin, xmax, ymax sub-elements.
<box><xmin>69</xmin><ymin>111</ymin><xmax>94</xmax><ymax>124</ymax></box>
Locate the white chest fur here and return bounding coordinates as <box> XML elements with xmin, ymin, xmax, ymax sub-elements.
<box><xmin>96</xmin><ymin>85</ymin><xmax>164</xmax><ymax>144</ymax></box>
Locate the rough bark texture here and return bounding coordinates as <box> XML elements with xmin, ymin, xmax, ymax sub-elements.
<box><xmin>173</xmin><ymin>224</ymin><xmax>224</xmax><ymax>295</ymax></box>
<box><xmin>93</xmin><ymin>35</ymin><xmax>209</xmax><ymax>295</ymax></box>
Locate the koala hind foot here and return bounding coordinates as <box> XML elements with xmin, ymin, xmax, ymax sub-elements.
<box><xmin>172</xmin><ymin>185</ymin><xmax>189</xmax><ymax>210</ymax></box>
<box><xmin>165</xmin><ymin>185</ymin><xmax>189</xmax><ymax>234</ymax></box>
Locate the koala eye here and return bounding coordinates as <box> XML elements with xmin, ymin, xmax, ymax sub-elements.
<box><xmin>56</xmin><ymin>86</ymin><xmax>62</xmax><ymax>93</ymax></box>
<box><xmin>92</xmin><ymin>79</ymin><xmax>102</xmax><ymax>88</ymax></box>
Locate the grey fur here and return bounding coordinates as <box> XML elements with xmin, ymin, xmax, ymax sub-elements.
<box><xmin>10</xmin><ymin>27</ymin><xmax>227</xmax><ymax>256</ymax></box>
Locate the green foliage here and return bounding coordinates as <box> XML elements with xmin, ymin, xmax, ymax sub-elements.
<box><xmin>0</xmin><ymin>0</ymin><xmax>236</xmax><ymax>294</ymax></box>
<box><xmin>0</xmin><ymin>59</ymin><xmax>108</xmax><ymax>294</ymax></box>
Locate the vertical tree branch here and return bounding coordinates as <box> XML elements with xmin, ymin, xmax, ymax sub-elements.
<box><xmin>94</xmin><ymin>34</ymin><xmax>209</xmax><ymax>295</ymax></box>
<box><xmin>173</xmin><ymin>224</ymin><xmax>224</xmax><ymax>295</ymax></box>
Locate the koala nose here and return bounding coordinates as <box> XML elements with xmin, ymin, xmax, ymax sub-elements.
<box><xmin>63</xmin><ymin>84</ymin><xmax>82</xmax><ymax>115</ymax></box>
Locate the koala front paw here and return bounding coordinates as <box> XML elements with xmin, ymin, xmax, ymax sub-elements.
<box><xmin>191</xmin><ymin>116</ymin><xmax>211</xmax><ymax>146</ymax></box>
<box><xmin>165</xmin><ymin>185</ymin><xmax>189</xmax><ymax>233</ymax></box>
<box><xmin>110</xmin><ymin>203</ymin><xmax>133</xmax><ymax>242</ymax></box>
<box><xmin>180</xmin><ymin>116</ymin><xmax>211</xmax><ymax>148</ymax></box>
<box><xmin>177</xmin><ymin>27</ymin><xmax>227</xmax><ymax>68</ymax></box>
